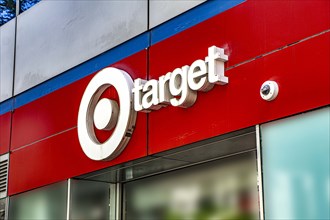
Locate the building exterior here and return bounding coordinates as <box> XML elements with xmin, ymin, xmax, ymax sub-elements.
<box><xmin>0</xmin><ymin>0</ymin><xmax>329</xmax><ymax>219</ymax></box>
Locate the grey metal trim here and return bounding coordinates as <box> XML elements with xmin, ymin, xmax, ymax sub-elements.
<box><xmin>109</xmin><ymin>184</ymin><xmax>115</xmax><ymax>220</ymax></box>
<box><xmin>15</xmin><ymin>0</ymin><xmax>19</xmax><ymax>16</ymax></box>
<box><xmin>66</xmin><ymin>179</ymin><xmax>71</xmax><ymax>220</ymax></box>
<box><xmin>115</xmin><ymin>183</ymin><xmax>122</xmax><ymax>220</ymax></box>
<box><xmin>4</xmin><ymin>197</ymin><xmax>9</xmax><ymax>220</ymax></box>
<box><xmin>256</xmin><ymin>125</ymin><xmax>265</xmax><ymax>220</ymax></box>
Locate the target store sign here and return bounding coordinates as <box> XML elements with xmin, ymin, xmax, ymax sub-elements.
<box><xmin>77</xmin><ymin>46</ymin><xmax>228</xmax><ymax>161</ymax></box>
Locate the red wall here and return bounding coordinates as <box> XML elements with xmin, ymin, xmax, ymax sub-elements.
<box><xmin>149</xmin><ymin>0</ymin><xmax>330</xmax><ymax>153</ymax></box>
<box><xmin>6</xmin><ymin>0</ymin><xmax>330</xmax><ymax>196</ymax></box>
<box><xmin>0</xmin><ymin>112</ymin><xmax>11</xmax><ymax>155</ymax></box>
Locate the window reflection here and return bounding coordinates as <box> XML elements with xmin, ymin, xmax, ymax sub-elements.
<box><xmin>70</xmin><ymin>179</ymin><xmax>111</xmax><ymax>220</ymax></box>
<box><xmin>0</xmin><ymin>0</ymin><xmax>16</xmax><ymax>26</ymax></box>
<box><xmin>124</xmin><ymin>154</ymin><xmax>259</xmax><ymax>220</ymax></box>
<box><xmin>19</xmin><ymin>0</ymin><xmax>41</xmax><ymax>13</ymax></box>
<box><xmin>261</xmin><ymin>107</ymin><xmax>330</xmax><ymax>219</ymax></box>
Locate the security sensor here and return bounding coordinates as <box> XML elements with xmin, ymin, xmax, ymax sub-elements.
<box><xmin>260</xmin><ymin>81</ymin><xmax>279</xmax><ymax>101</ymax></box>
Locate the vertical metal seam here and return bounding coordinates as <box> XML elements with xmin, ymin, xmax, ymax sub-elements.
<box><xmin>66</xmin><ymin>179</ymin><xmax>71</xmax><ymax>220</ymax></box>
<box><xmin>109</xmin><ymin>183</ymin><xmax>115</xmax><ymax>220</ymax></box>
<box><xmin>8</xmin><ymin>0</ymin><xmax>20</xmax><ymax>161</ymax></box>
<box><xmin>256</xmin><ymin>125</ymin><xmax>265</xmax><ymax>220</ymax></box>
<box><xmin>146</xmin><ymin>0</ymin><xmax>151</xmax><ymax>157</ymax></box>
<box><xmin>15</xmin><ymin>0</ymin><xmax>19</xmax><ymax>16</ymax></box>
<box><xmin>4</xmin><ymin>196</ymin><xmax>9</xmax><ymax>220</ymax></box>
<box><xmin>147</xmin><ymin>0</ymin><xmax>150</xmax><ymax>30</ymax></box>
<box><xmin>116</xmin><ymin>183</ymin><xmax>122</xmax><ymax>220</ymax></box>
<box><xmin>12</xmin><ymin>0</ymin><xmax>18</xmax><ymax>99</ymax></box>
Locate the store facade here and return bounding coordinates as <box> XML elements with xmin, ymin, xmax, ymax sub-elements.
<box><xmin>0</xmin><ymin>0</ymin><xmax>329</xmax><ymax>219</ymax></box>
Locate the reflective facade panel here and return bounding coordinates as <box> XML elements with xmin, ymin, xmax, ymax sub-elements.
<box><xmin>0</xmin><ymin>18</ymin><xmax>15</xmax><ymax>101</ymax></box>
<box><xmin>261</xmin><ymin>107</ymin><xmax>330</xmax><ymax>220</ymax></box>
<box><xmin>14</xmin><ymin>0</ymin><xmax>147</xmax><ymax>95</ymax></box>
<box><xmin>149</xmin><ymin>0</ymin><xmax>206</xmax><ymax>28</ymax></box>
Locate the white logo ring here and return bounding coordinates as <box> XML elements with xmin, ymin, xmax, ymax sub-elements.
<box><xmin>77</xmin><ymin>67</ymin><xmax>136</xmax><ymax>161</ymax></box>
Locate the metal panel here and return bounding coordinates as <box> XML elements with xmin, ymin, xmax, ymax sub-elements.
<box><xmin>0</xmin><ymin>19</ymin><xmax>15</xmax><ymax>102</ymax></box>
<box><xmin>149</xmin><ymin>0</ymin><xmax>206</xmax><ymax>28</ymax></box>
<box><xmin>14</xmin><ymin>0</ymin><xmax>147</xmax><ymax>95</ymax></box>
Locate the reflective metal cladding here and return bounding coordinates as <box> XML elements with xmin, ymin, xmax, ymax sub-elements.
<box><xmin>149</xmin><ymin>0</ymin><xmax>206</xmax><ymax>28</ymax></box>
<box><xmin>0</xmin><ymin>19</ymin><xmax>15</xmax><ymax>102</ymax></box>
<box><xmin>14</xmin><ymin>0</ymin><xmax>148</xmax><ymax>95</ymax></box>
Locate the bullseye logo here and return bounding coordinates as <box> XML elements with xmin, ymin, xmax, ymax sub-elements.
<box><xmin>77</xmin><ymin>67</ymin><xmax>136</xmax><ymax>161</ymax></box>
<box><xmin>78</xmin><ymin>46</ymin><xmax>229</xmax><ymax>161</ymax></box>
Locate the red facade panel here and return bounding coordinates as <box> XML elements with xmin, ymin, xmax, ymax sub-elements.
<box><xmin>11</xmin><ymin>51</ymin><xmax>147</xmax><ymax>150</ymax></box>
<box><xmin>149</xmin><ymin>0</ymin><xmax>329</xmax><ymax>74</ymax></box>
<box><xmin>10</xmin><ymin>76</ymin><xmax>92</xmax><ymax>150</ymax></box>
<box><xmin>0</xmin><ymin>112</ymin><xmax>11</xmax><ymax>155</ymax></box>
<box><xmin>9</xmin><ymin>113</ymin><xmax>147</xmax><ymax>195</ymax></box>
<box><xmin>148</xmin><ymin>32</ymin><xmax>330</xmax><ymax>154</ymax></box>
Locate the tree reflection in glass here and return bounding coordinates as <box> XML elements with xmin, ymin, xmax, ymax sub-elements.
<box><xmin>19</xmin><ymin>0</ymin><xmax>40</xmax><ymax>13</ymax></box>
<box><xmin>0</xmin><ymin>0</ymin><xmax>16</xmax><ymax>26</ymax></box>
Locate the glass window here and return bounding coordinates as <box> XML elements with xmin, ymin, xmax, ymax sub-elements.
<box><xmin>69</xmin><ymin>179</ymin><xmax>112</xmax><ymax>220</ymax></box>
<box><xmin>77</xmin><ymin>127</ymin><xmax>259</xmax><ymax>219</ymax></box>
<box><xmin>261</xmin><ymin>107</ymin><xmax>330</xmax><ymax>219</ymax></box>
<box><xmin>0</xmin><ymin>198</ymin><xmax>6</xmax><ymax>220</ymax></box>
<box><xmin>19</xmin><ymin>0</ymin><xmax>41</xmax><ymax>13</ymax></box>
<box><xmin>0</xmin><ymin>0</ymin><xmax>16</xmax><ymax>26</ymax></box>
<box><xmin>124</xmin><ymin>153</ymin><xmax>259</xmax><ymax>220</ymax></box>
<box><xmin>8</xmin><ymin>181</ymin><xmax>67</xmax><ymax>220</ymax></box>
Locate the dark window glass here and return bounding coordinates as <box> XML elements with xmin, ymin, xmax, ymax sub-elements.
<box><xmin>19</xmin><ymin>0</ymin><xmax>40</xmax><ymax>13</ymax></box>
<box><xmin>0</xmin><ymin>0</ymin><xmax>16</xmax><ymax>26</ymax></box>
<box><xmin>70</xmin><ymin>179</ymin><xmax>111</xmax><ymax>220</ymax></box>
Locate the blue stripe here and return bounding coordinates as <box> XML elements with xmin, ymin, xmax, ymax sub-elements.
<box><xmin>0</xmin><ymin>0</ymin><xmax>244</xmax><ymax>115</ymax></box>
<box><xmin>151</xmin><ymin>0</ymin><xmax>245</xmax><ymax>45</ymax></box>
<box><xmin>14</xmin><ymin>32</ymin><xmax>149</xmax><ymax>110</ymax></box>
<box><xmin>0</xmin><ymin>99</ymin><xmax>13</xmax><ymax>115</ymax></box>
